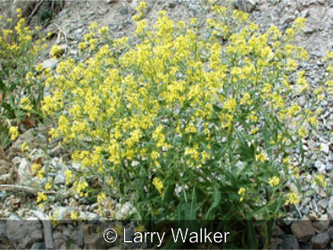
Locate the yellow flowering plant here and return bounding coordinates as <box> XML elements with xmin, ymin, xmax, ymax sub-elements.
<box><xmin>0</xmin><ymin>12</ymin><xmax>48</xmax><ymax>147</ymax></box>
<box><xmin>42</xmin><ymin>2</ymin><xmax>322</xmax><ymax>248</ymax></box>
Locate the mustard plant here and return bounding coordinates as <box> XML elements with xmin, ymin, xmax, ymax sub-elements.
<box><xmin>0</xmin><ymin>10</ymin><xmax>48</xmax><ymax>147</ymax></box>
<box><xmin>42</xmin><ymin>2</ymin><xmax>324</xmax><ymax>248</ymax></box>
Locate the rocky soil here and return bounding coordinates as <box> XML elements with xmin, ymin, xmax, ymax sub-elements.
<box><xmin>1</xmin><ymin>0</ymin><xmax>333</xmax><ymax>249</ymax></box>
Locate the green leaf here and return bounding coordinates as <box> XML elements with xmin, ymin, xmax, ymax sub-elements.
<box><xmin>246</xmin><ymin>219</ymin><xmax>258</xmax><ymax>249</ymax></box>
<box><xmin>236</xmin><ymin>130</ymin><xmax>255</xmax><ymax>163</ymax></box>
<box><xmin>163</xmin><ymin>183</ymin><xmax>175</xmax><ymax>204</ymax></box>
<box><xmin>189</xmin><ymin>187</ymin><xmax>197</xmax><ymax>220</ymax></box>
<box><xmin>203</xmin><ymin>185</ymin><xmax>221</xmax><ymax>220</ymax></box>
<box><xmin>0</xmin><ymin>126</ymin><xmax>10</xmax><ymax>148</ymax></box>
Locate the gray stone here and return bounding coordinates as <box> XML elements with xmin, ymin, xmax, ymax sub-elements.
<box><xmin>84</xmin><ymin>233</ymin><xmax>112</xmax><ymax>249</ymax></box>
<box><xmin>120</xmin><ymin>7</ymin><xmax>128</xmax><ymax>15</ymax></box>
<box><xmin>313</xmin><ymin>215</ymin><xmax>330</xmax><ymax>231</ymax></box>
<box><xmin>0</xmin><ymin>221</ymin><xmax>6</xmax><ymax>239</ymax></box>
<box><xmin>6</xmin><ymin>219</ymin><xmax>43</xmax><ymax>249</ymax></box>
<box><xmin>54</xmin><ymin>174</ymin><xmax>66</xmax><ymax>186</ymax></box>
<box><xmin>316</xmin><ymin>187</ymin><xmax>327</xmax><ymax>198</ymax></box>
<box><xmin>291</xmin><ymin>220</ymin><xmax>315</xmax><ymax>242</ymax></box>
<box><xmin>12</xmin><ymin>129</ymin><xmax>34</xmax><ymax>150</ymax></box>
<box><xmin>309</xmin><ymin>212</ymin><xmax>319</xmax><ymax>221</ymax></box>
<box><xmin>53</xmin><ymin>230</ymin><xmax>65</xmax><ymax>249</ymax></box>
<box><xmin>268</xmin><ymin>238</ymin><xmax>283</xmax><ymax>249</ymax></box>
<box><xmin>70</xmin><ymin>228</ymin><xmax>84</xmax><ymax>247</ymax></box>
<box><xmin>234</xmin><ymin>0</ymin><xmax>257</xmax><ymax>13</ymax></box>
<box><xmin>327</xmin><ymin>198</ymin><xmax>333</xmax><ymax>220</ymax></box>
<box><xmin>300</xmin><ymin>205</ymin><xmax>309</xmax><ymax>215</ymax></box>
<box><xmin>67</xmin><ymin>243</ymin><xmax>81</xmax><ymax>249</ymax></box>
<box><xmin>279</xmin><ymin>234</ymin><xmax>300</xmax><ymax>249</ymax></box>
<box><xmin>272</xmin><ymin>225</ymin><xmax>285</xmax><ymax>237</ymax></box>
<box><xmin>302</xmin><ymin>197</ymin><xmax>312</xmax><ymax>207</ymax></box>
<box><xmin>312</xmin><ymin>233</ymin><xmax>330</xmax><ymax>249</ymax></box>
<box><xmin>36</xmin><ymin>134</ymin><xmax>47</xmax><ymax>145</ymax></box>
<box><xmin>328</xmin><ymin>228</ymin><xmax>333</xmax><ymax>240</ymax></box>
<box><xmin>42</xmin><ymin>58</ymin><xmax>59</xmax><ymax>70</ymax></box>
<box><xmin>318</xmin><ymin>199</ymin><xmax>328</xmax><ymax>210</ymax></box>
<box><xmin>301</xmin><ymin>9</ymin><xmax>310</xmax><ymax>18</ymax></box>
<box><xmin>30</xmin><ymin>242</ymin><xmax>45</xmax><ymax>250</ymax></box>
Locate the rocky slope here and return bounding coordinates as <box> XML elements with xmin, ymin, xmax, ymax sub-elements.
<box><xmin>1</xmin><ymin>0</ymin><xmax>333</xmax><ymax>249</ymax></box>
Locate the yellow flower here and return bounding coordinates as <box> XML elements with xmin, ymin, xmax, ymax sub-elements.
<box><xmin>37</xmin><ymin>169</ymin><xmax>44</xmax><ymax>179</ymax></box>
<box><xmin>77</xmin><ymin>181</ymin><xmax>88</xmax><ymax>196</ymax></box>
<box><xmin>98</xmin><ymin>26</ymin><xmax>109</xmax><ymax>35</ymax></box>
<box><xmin>21</xmin><ymin>142</ymin><xmax>29</xmax><ymax>152</ymax></box>
<box><xmin>37</xmin><ymin>192</ymin><xmax>47</xmax><ymax>203</ymax></box>
<box><xmin>151</xmin><ymin>151</ymin><xmax>159</xmax><ymax>160</ymax></box>
<box><xmin>285</xmin><ymin>191</ymin><xmax>300</xmax><ymax>205</ymax></box>
<box><xmin>50</xmin><ymin>45</ymin><xmax>64</xmax><ymax>58</ymax></box>
<box><xmin>224</xmin><ymin>98</ymin><xmax>237</xmax><ymax>112</ymax></box>
<box><xmin>136</xmin><ymin>1</ymin><xmax>147</xmax><ymax>12</ymax></box>
<box><xmin>31</xmin><ymin>163</ymin><xmax>42</xmax><ymax>174</ymax></box>
<box><xmin>65</xmin><ymin>170</ymin><xmax>73</xmax><ymax>185</ymax></box>
<box><xmin>255</xmin><ymin>151</ymin><xmax>267</xmax><ymax>162</ymax></box>
<box><xmin>238</xmin><ymin>187</ymin><xmax>246</xmax><ymax>202</ymax></box>
<box><xmin>89</xmin><ymin>22</ymin><xmax>99</xmax><ymax>30</ymax></box>
<box><xmin>292</xmin><ymin>17</ymin><xmax>306</xmax><ymax>31</ymax></box>
<box><xmin>314</xmin><ymin>175</ymin><xmax>326</xmax><ymax>188</ymax></box>
<box><xmin>97</xmin><ymin>192</ymin><xmax>106</xmax><ymax>204</ymax></box>
<box><xmin>71</xmin><ymin>211</ymin><xmax>79</xmax><ymax>220</ymax></box>
<box><xmin>78</xmin><ymin>42</ymin><xmax>87</xmax><ymax>50</ymax></box>
<box><xmin>153</xmin><ymin>177</ymin><xmax>164</xmax><ymax>196</ymax></box>
<box><xmin>9</xmin><ymin>126</ymin><xmax>19</xmax><ymax>140</ymax></box>
<box><xmin>21</xmin><ymin>97</ymin><xmax>33</xmax><ymax>111</ymax></box>
<box><xmin>45</xmin><ymin>182</ymin><xmax>52</xmax><ymax>190</ymax></box>
<box><xmin>268</xmin><ymin>176</ymin><xmax>280</xmax><ymax>187</ymax></box>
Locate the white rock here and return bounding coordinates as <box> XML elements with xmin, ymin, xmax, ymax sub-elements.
<box><xmin>320</xmin><ymin>143</ymin><xmax>329</xmax><ymax>155</ymax></box>
<box><xmin>17</xmin><ymin>158</ymin><xmax>32</xmax><ymax>185</ymax></box>
<box><xmin>42</xmin><ymin>58</ymin><xmax>59</xmax><ymax>70</ymax></box>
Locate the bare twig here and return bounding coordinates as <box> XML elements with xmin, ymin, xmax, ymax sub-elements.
<box><xmin>0</xmin><ymin>184</ymin><xmax>40</xmax><ymax>195</ymax></box>
<box><xmin>52</xmin><ymin>23</ymin><xmax>68</xmax><ymax>53</ymax></box>
<box><xmin>31</xmin><ymin>211</ymin><xmax>54</xmax><ymax>250</ymax></box>
<box><xmin>0</xmin><ymin>184</ymin><xmax>72</xmax><ymax>199</ymax></box>
<box><xmin>27</xmin><ymin>0</ymin><xmax>45</xmax><ymax>21</ymax></box>
<box><xmin>0</xmin><ymin>184</ymin><xmax>56</xmax><ymax>195</ymax></box>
